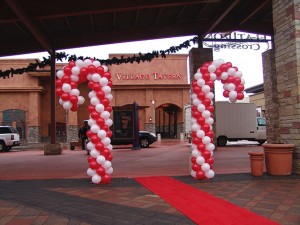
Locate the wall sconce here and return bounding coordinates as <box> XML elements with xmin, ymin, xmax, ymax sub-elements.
<box><xmin>149</xmin><ymin>116</ymin><xmax>152</xmax><ymax>121</ymax></box>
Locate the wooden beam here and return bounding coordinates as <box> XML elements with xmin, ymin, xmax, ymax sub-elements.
<box><xmin>238</xmin><ymin>0</ymin><xmax>269</xmax><ymax>26</ymax></box>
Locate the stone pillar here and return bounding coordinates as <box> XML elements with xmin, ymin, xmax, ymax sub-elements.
<box><xmin>67</xmin><ymin>110</ymin><xmax>79</xmax><ymax>143</ymax></box>
<box><xmin>262</xmin><ymin>49</ymin><xmax>280</xmax><ymax>144</ymax></box>
<box><xmin>273</xmin><ymin>0</ymin><xmax>300</xmax><ymax>174</ymax></box>
<box><xmin>27</xmin><ymin>92</ymin><xmax>41</xmax><ymax>143</ymax></box>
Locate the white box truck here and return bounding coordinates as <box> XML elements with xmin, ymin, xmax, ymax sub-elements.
<box><xmin>215</xmin><ymin>102</ymin><xmax>266</xmax><ymax>146</ymax></box>
<box><xmin>184</xmin><ymin>102</ymin><xmax>267</xmax><ymax>146</ymax></box>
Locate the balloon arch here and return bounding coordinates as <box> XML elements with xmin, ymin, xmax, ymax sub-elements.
<box><xmin>55</xmin><ymin>58</ymin><xmax>245</xmax><ymax>184</ymax></box>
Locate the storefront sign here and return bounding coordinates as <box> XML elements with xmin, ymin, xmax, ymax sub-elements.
<box><xmin>202</xmin><ymin>32</ymin><xmax>272</xmax><ymax>52</ymax></box>
<box><xmin>115</xmin><ymin>72</ymin><xmax>182</xmax><ymax>80</ymax></box>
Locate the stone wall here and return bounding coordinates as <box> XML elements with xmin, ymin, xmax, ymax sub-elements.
<box><xmin>68</xmin><ymin>125</ymin><xmax>79</xmax><ymax>143</ymax></box>
<box><xmin>27</xmin><ymin>126</ymin><xmax>41</xmax><ymax>143</ymax></box>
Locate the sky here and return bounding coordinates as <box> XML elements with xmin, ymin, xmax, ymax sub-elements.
<box><xmin>1</xmin><ymin>33</ymin><xmax>272</xmax><ymax>101</ymax></box>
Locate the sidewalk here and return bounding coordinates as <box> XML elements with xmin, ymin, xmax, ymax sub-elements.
<box><xmin>0</xmin><ymin>139</ymin><xmax>299</xmax><ymax>225</ymax></box>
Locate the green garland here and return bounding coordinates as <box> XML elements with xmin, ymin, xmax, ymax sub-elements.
<box><xmin>0</xmin><ymin>36</ymin><xmax>198</xmax><ymax>79</ymax></box>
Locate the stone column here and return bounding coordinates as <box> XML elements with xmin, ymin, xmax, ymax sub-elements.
<box><xmin>67</xmin><ymin>110</ymin><xmax>79</xmax><ymax>143</ymax></box>
<box><xmin>27</xmin><ymin>92</ymin><xmax>41</xmax><ymax>143</ymax></box>
<box><xmin>273</xmin><ymin>0</ymin><xmax>300</xmax><ymax>174</ymax></box>
<box><xmin>262</xmin><ymin>49</ymin><xmax>280</xmax><ymax>143</ymax></box>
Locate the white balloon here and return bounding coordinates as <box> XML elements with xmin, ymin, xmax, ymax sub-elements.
<box><xmin>191</xmin><ymin>93</ymin><xmax>197</xmax><ymax>100</ymax></box>
<box><xmin>202</xmin><ymin>136</ymin><xmax>211</xmax><ymax>145</ymax></box>
<box><xmin>197</xmin><ymin>104</ymin><xmax>206</xmax><ymax>113</ymax></box>
<box><xmin>210</xmin><ymin>73</ymin><xmax>217</xmax><ymax>81</ymax></box>
<box><xmin>202</xmin><ymin>110</ymin><xmax>211</xmax><ymax>119</ymax></box>
<box><xmin>87</xmin><ymin>74</ymin><xmax>93</xmax><ymax>81</ymax></box>
<box><xmin>235</xmin><ymin>71</ymin><xmax>243</xmax><ymax>78</ymax></box>
<box><xmin>91</xmin><ymin>124</ymin><xmax>100</xmax><ymax>133</ymax></box>
<box><xmin>88</xmin><ymin>91</ymin><xmax>96</xmax><ymax>98</ymax></box>
<box><xmin>205</xmin><ymin>117</ymin><xmax>214</xmax><ymax>125</ymax></box>
<box><xmin>106</xmin><ymin>167</ymin><xmax>113</xmax><ymax>174</ymax></box>
<box><xmin>192</xmin><ymin>124</ymin><xmax>200</xmax><ymax>132</ymax></box>
<box><xmin>102</xmin><ymin>65</ymin><xmax>108</xmax><ymax>72</ymax></box>
<box><xmin>106</xmin><ymin>94</ymin><xmax>113</xmax><ymax>101</ymax></box>
<box><xmin>205</xmin><ymin>169</ymin><xmax>215</xmax><ymax>178</ymax></box>
<box><xmin>202</xmin><ymin>85</ymin><xmax>210</xmax><ymax>93</ymax></box>
<box><xmin>103</xmin><ymin>160</ymin><xmax>112</xmax><ymax>169</ymax></box>
<box><xmin>229</xmin><ymin>91</ymin><xmax>237</xmax><ymax>99</ymax></box>
<box><xmin>194</xmin><ymin>72</ymin><xmax>202</xmax><ymax>80</ymax></box>
<box><xmin>220</xmin><ymin>72</ymin><xmax>228</xmax><ymax>80</ymax></box>
<box><xmin>191</xmin><ymin>118</ymin><xmax>197</xmax><ymax>124</ymax></box>
<box><xmin>208</xmin><ymin>64</ymin><xmax>216</xmax><ymax>73</ymax></box>
<box><xmin>70</xmin><ymin>89</ymin><xmax>80</xmax><ymax>96</ymax></box>
<box><xmin>92</xmin><ymin>174</ymin><xmax>101</xmax><ymax>184</ymax></box>
<box><xmin>101</xmin><ymin>111</ymin><xmax>110</xmax><ymax>119</ymax></box>
<box><xmin>78</xmin><ymin>96</ymin><xmax>85</xmax><ymax>105</ymax></box>
<box><xmin>99</xmin><ymin>77</ymin><xmax>108</xmax><ymax>86</ymax></box>
<box><xmin>75</xmin><ymin>59</ymin><xmax>84</xmax><ymax>68</ymax></box>
<box><xmin>191</xmin><ymin>170</ymin><xmax>197</xmax><ymax>178</ymax></box>
<box><xmin>105</xmin><ymin>118</ymin><xmax>113</xmax><ymax>127</ymax></box>
<box><xmin>196</xmin><ymin>78</ymin><xmax>205</xmax><ymax>87</ymax></box>
<box><xmin>95</xmin><ymin>103</ymin><xmax>105</xmax><ymax>113</ymax></box>
<box><xmin>196</xmin><ymin>156</ymin><xmax>205</xmax><ymax>165</ymax></box>
<box><xmin>241</xmin><ymin>78</ymin><xmax>245</xmax><ymax>84</ymax></box>
<box><xmin>59</xmin><ymin>98</ymin><xmax>64</xmax><ymax>105</ymax></box>
<box><xmin>70</xmin><ymin>74</ymin><xmax>79</xmax><ymax>82</ymax></box>
<box><xmin>90</xmin><ymin>149</ymin><xmax>100</xmax><ymax>158</ymax></box>
<box><xmin>102</xmin><ymin>137</ymin><xmax>111</xmax><ymax>146</ymax></box>
<box><xmin>84</xmin><ymin>59</ymin><xmax>92</xmax><ymax>67</ymax></box>
<box><xmin>96</xmin><ymin>155</ymin><xmax>106</xmax><ymax>164</ymax></box>
<box><xmin>192</xmin><ymin>149</ymin><xmax>201</xmax><ymax>157</ymax></box>
<box><xmin>229</xmin><ymin>97</ymin><xmax>237</xmax><ymax>103</ymax></box>
<box><xmin>71</xmin><ymin>66</ymin><xmax>80</xmax><ymax>75</ymax></box>
<box><xmin>196</xmin><ymin>130</ymin><xmax>205</xmax><ymax>138</ymax></box>
<box><xmin>227</xmin><ymin>68</ymin><xmax>236</xmax><ymax>75</ymax></box>
<box><xmin>93</xmin><ymin>60</ymin><xmax>101</xmax><ymax>67</ymax></box>
<box><xmin>90</xmin><ymin>97</ymin><xmax>100</xmax><ymax>106</ymax></box>
<box><xmin>63</xmin><ymin>101</ymin><xmax>72</xmax><ymax>110</ymax></box>
<box><xmin>62</xmin><ymin>83</ymin><xmax>71</xmax><ymax>93</ymax></box>
<box><xmin>102</xmin><ymin>86</ymin><xmax>111</xmax><ymax>94</ymax></box>
<box><xmin>223</xmin><ymin>83</ymin><xmax>228</xmax><ymax>90</ymax></box>
<box><xmin>56</xmin><ymin>70</ymin><xmax>64</xmax><ymax>79</ymax></box>
<box><xmin>192</xmin><ymin>98</ymin><xmax>201</xmax><ymax>106</ymax></box>
<box><xmin>227</xmin><ymin>83</ymin><xmax>236</xmax><ymax>91</ymax></box>
<box><xmin>107</xmin><ymin>144</ymin><xmax>113</xmax><ymax>151</ymax></box>
<box><xmin>88</xmin><ymin>118</ymin><xmax>96</xmax><ymax>127</ymax></box>
<box><xmin>87</xmin><ymin>168</ymin><xmax>96</xmax><ymax>176</ymax></box>
<box><xmin>92</xmin><ymin>73</ymin><xmax>101</xmax><ymax>82</ymax></box>
<box><xmin>87</xmin><ymin>142</ymin><xmax>95</xmax><ymax>150</ymax></box>
<box><xmin>97</xmin><ymin>130</ymin><xmax>107</xmax><ymax>139</ymax></box>
<box><xmin>206</xmin><ymin>143</ymin><xmax>215</xmax><ymax>151</ymax></box>
<box><xmin>201</xmin><ymin>163</ymin><xmax>210</xmax><ymax>172</ymax></box>
<box><xmin>206</xmin><ymin>92</ymin><xmax>214</xmax><ymax>99</ymax></box>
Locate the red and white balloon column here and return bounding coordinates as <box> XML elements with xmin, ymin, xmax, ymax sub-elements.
<box><xmin>190</xmin><ymin>59</ymin><xmax>245</xmax><ymax>180</ymax></box>
<box><xmin>55</xmin><ymin>59</ymin><xmax>113</xmax><ymax>184</ymax></box>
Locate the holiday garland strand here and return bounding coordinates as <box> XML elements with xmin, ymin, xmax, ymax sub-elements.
<box><xmin>0</xmin><ymin>36</ymin><xmax>198</xmax><ymax>79</ymax></box>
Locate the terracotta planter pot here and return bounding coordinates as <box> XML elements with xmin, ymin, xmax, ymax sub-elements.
<box><xmin>248</xmin><ymin>152</ymin><xmax>264</xmax><ymax>176</ymax></box>
<box><xmin>262</xmin><ymin>143</ymin><xmax>294</xmax><ymax>176</ymax></box>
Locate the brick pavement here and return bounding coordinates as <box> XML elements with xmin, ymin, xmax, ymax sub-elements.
<box><xmin>0</xmin><ymin>140</ymin><xmax>299</xmax><ymax>225</ymax></box>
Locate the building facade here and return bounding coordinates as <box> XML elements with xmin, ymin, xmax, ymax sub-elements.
<box><xmin>0</xmin><ymin>54</ymin><xmax>190</xmax><ymax>143</ymax></box>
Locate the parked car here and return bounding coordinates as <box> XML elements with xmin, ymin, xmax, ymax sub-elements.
<box><xmin>0</xmin><ymin>126</ymin><xmax>21</xmax><ymax>152</ymax></box>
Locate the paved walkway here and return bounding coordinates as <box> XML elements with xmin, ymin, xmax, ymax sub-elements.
<box><xmin>0</xmin><ymin>140</ymin><xmax>299</xmax><ymax>225</ymax></box>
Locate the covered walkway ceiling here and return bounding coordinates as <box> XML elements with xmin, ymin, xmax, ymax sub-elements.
<box><xmin>0</xmin><ymin>0</ymin><xmax>272</xmax><ymax>57</ymax></box>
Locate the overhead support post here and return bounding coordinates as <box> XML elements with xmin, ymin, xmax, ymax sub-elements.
<box><xmin>50</xmin><ymin>51</ymin><xmax>56</xmax><ymax>144</ymax></box>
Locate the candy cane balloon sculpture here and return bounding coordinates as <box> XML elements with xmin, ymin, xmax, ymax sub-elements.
<box><xmin>55</xmin><ymin>59</ymin><xmax>113</xmax><ymax>184</ymax></box>
<box><xmin>190</xmin><ymin>59</ymin><xmax>245</xmax><ymax>180</ymax></box>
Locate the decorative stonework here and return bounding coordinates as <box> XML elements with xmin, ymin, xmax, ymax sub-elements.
<box><xmin>67</xmin><ymin>125</ymin><xmax>79</xmax><ymax>143</ymax></box>
<box><xmin>27</xmin><ymin>126</ymin><xmax>41</xmax><ymax>143</ymax></box>
<box><xmin>145</xmin><ymin>123</ymin><xmax>155</xmax><ymax>134</ymax></box>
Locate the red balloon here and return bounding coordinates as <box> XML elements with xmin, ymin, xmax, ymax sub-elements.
<box><xmin>196</xmin><ymin>170</ymin><xmax>206</xmax><ymax>179</ymax></box>
<box><xmin>203</xmin><ymin>98</ymin><xmax>211</xmax><ymax>107</ymax></box>
<box><xmin>203</xmin><ymin>62</ymin><xmax>211</xmax><ymax>67</ymax></box>
<box><xmin>87</xmin><ymin>156</ymin><xmax>95</xmax><ymax>163</ymax></box>
<box><xmin>86</xmin><ymin>130</ymin><xmax>93</xmax><ymax>138</ymax></box>
<box><xmin>68</xmin><ymin>61</ymin><xmax>76</xmax><ymax>67</ymax></box>
<box><xmin>192</xmin><ymin>86</ymin><xmax>201</xmax><ymax>94</ymax></box>
<box><xmin>202</xmin><ymin>73</ymin><xmax>210</xmax><ymax>81</ymax></box>
<box><xmin>61</xmin><ymin>93</ymin><xmax>70</xmax><ymax>101</ymax></box>
<box><xmin>200</xmin><ymin>66</ymin><xmax>208</xmax><ymax>74</ymax></box>
<box><xmin>102</xmin><ymin>125</ymin><xmax>109</xmax><ymax>131</ymax></box>
<box><xmin>96</xmin><ymin>166</ymin><xmax>106</xmax><ymax>176</ymax></box>
<box><xmin>192</xmin><ymin>80</ymin><xmax>197</xmax><ymax>87</ymax></box>
<box><xmin>69</xmin><ymin>95</ymin><xmax>78</xmax><ymax>104</ymax></box>
<box><xmin>202</xmin><ymin>124</ymin><xmax>210</xmax><ymax>133</ymax></box>
<box><xmin>192</xmin><ymin>137</ymin><xmax>201</xmax><ymax>145</ymax></box>
<box><xmin>237</xmin><ymin>92</ymin><xmax>244</xmax><ymax>100</ymax></box>
<box><xmin>223</xmin><ymin>90</ymin><xmax>230</xmax><ymax>98</ymax></box>
<box><xmin>106</xmin><ymin>153</ymin><xmax>113</xmax><ymax>161</ymax></box>
<box><xmin>236</xmin><ymin>84</ymin><xmax>245</xmax><ymax>92</ymax></box>
<box><xmin>233</xmin><ymin>77</ymin><xmax>241</xmax><ymax>85</ymax></box>
<box><xmin>70</xmin><ymin>104</ymin><xmax>78</xmax><ymax>112</ymax></box>
<box><xmin>95</xmin><ymin>142</ymin><xmax>104</xmax><ymax>151</ymax></box>
<box><xmin>89</xmin><ymin>161</ymin><xmax>98</xmax><ymax>170</ymax></box>
<box><xmin>101</xmin><ymin>174</ymin><xmax>111</xmax><ymax>184</ymax></box>
<box><xmin>103</xmin><ymin>72</ymin><xmax>111</xmax><ymax>80</ymax></box>
<box><xmin>206</xmin><ymin>130</ymin><xmax>214</xmax><ymax>138</ymax></box>
<box><xmin>93</xmin><ymin>83</ymin><xmax>101</xmax><ymax>92</ymax></box>
<box><xmin>107</xmin><ymin>80</ymin><xmax>113</xmax><ymax>87</ymax></box>
<box><xmin>197</xmin><ymin>117</ymin><xmax>205</xmax><ymax>125</ymax></box>
<box><xmin>101</xmin><ymin>98</ymin><xmax>110</xmax><ymax>107</ymax></box>
<box><xmin>215</xmin><ymin>68</ymin><xmax>222</xmax><ymax>77</ymax></box>
<box><xmin>61</xmin><ymin>75</ymin><xmax>71</xmax><ymax>83</ymax></box>
<box><xmin>56</xmin><ymin>79</ymin><xmax>63</xmax><ymax>87</ymax></box>
<box><xmin>226</xmin><ymin>62</ymin><xmax>233</xmax><ymax>68</ymax></box>
<box><xmin>88</xmin><ymin>81</ymin><xmax>95</xmax><ymax>89</ymax></box>
<box><xmin>55</xmin><ymin>88</ymin><xmax>63</xmax><ymax>96</ymax></box>
<box><xmin>91</xmin><ymin>111</ymin><xmax>100</xmax><ymax>120</ymax></box>
<box><xmin>63</xmin><ymin>66</ymin><xmax>72</xmax><ymax>75</ymax></box>
<box><xmin>105</xmin><ymin>106</ymin><xmax>112</xmax><ymax>113</ymax></box>
<box><xmin>80</xmin><ymin>67</ymin><xmax>88</xmax><ymax>76</ymax></box>
<box><xmin>206</xmin><ymin>105</ymin><xmax>214</xmax><ymax>113</ymax></box>
<box><xmin>90</xmin><ymin>134</ymin><xmax>99</xmax><ymax>144</ymax></box>
<box><xmin>192</xmin><ymin>110</ymin><xmax>201</xmax><ymax>119</ymax></box>
<box><xmin>96</xmin><ymin>118</ymin><xmax>105</xmax><ymax>126</ymax></box>
<box><xmin>202</xmin><ymin>150</ymin><xmax>211</xmax><ymax>159</ymax></box>
<box><xmin>226</xmin><ymin>76</ymin><xmax>234</xmax><ymax>83</ymax></box>
<box><xmin>192</xmin><ymin>163</ymin><xmax>201</xmax><ymax>171</ymax></box>
<box><xmin>96</xmin><ymin>66</ymin><xmax>105</xmax><ymax>76</ymax></box>
<box><xmin>87</xmin><ymin>65</ymin><xmax>96</xmax><ymax>74</ymax></box>
<box><xmin>96</xmin><ymin>91</ymin><xmax>105</xmax><ymax>99</ymax></box>
<box><xmin>88</xmin><ymin>105</ymin><xmax>96</xmax><ymax>113</ymax></box>
<box><xmin>206</xmin><ymin>157</ymin><xmax>215</xmax><ymax>165</ymax></box>
<box><xmin>69</xmin><ymin>82</ymin><xmax>78</xmax><ymax>89</ymax></box>
<box><xmin>106</xmin><ymin>130</ymin><xmax>112</xmax><ymax>138</ymax></box>
<box><xmin>206</xmin><ymin>80</ymin><xmax>214</xmax><ymax>88</ymax></box>
<box><xmin>197</xmin><ymin>143</ymin><xmax>205</xmax><ymax>151</ymax></box>
<box><xmin>191</xmin><ymin>131</ymin><xmax>197</xmax><ymax>139</ymax></box>
<box><xmin>220</xmin><ymin>64</ymin><xmax>228</xmax><ymax>72</ymax></box>
<box><xmin>197</xmin><ymin>92</ymin><xmax>206</xmax><ymax>101</ymax></box>
<box><xmin>102</xmin><ymin>148</ymin><xmax>110</xmax><ymax>156</ymax></box>
<box><xmin>191</xmin><ymin>157</ymin><xmax>197</xmax><ymax>164</ymax></box>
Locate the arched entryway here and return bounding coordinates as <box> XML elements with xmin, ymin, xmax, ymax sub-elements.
<box><xmin>155</xmin><ymin>103</ymin><xmax>182</xmax><ymax>139</ymax></box>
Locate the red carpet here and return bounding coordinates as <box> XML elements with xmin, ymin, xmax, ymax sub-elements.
<box><xmin>135</xmin><ymin>176</ymin><xmax>279</xmax><ymax>225</ymax></box>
